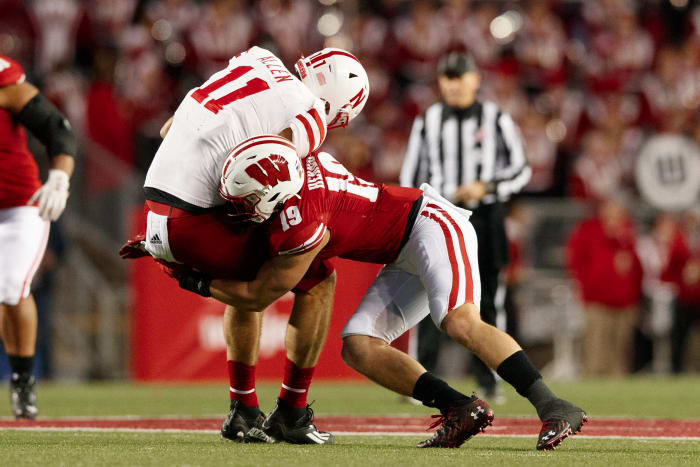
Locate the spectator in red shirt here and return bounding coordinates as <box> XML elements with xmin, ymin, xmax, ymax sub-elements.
<box><xmin>85</xmin><ymin>47</ymin><xmax>133</xmax><ymax>193</ymax></box>
<box><xmin>567</xmin><ymin>194</ymin><xmax>643</xmax><ymax>376</ymax></box>
<box><xmin>662</xmin><ymin>210</ymin><xmax>700</xmax><ymax>373</ymax></box>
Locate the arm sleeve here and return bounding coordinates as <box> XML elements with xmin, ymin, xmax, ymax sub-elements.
<box><xmin>399</xmin><ymin>116</ymin><xmax>428</xmax><ymax>188</ymax></box>
<box><xmin>289</xmin><ymin>99</ymin><xmax>327</xmax><ymax>158</ymax></box>
<box><xmin>493</xmin><ymin>112</ymin><xmax>531</xmax><ymax>199</ymax></box>
<box><xmin>16</xmin><ymin>93</ymin><xmax>78</xmax><ymax>158</ymax></box>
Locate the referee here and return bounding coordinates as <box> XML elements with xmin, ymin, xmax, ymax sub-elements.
<box><xmin>400</xmin><ymin>52</ymin><xmax>531</xmax><ymax>401</ymax></box>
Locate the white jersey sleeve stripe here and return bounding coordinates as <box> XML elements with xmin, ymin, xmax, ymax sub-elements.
<box><xmin>278</xmin><ymin>223</ymin><xmax>327</xmax><ymax>255</ymax></box>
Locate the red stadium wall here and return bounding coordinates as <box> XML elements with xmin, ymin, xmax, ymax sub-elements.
<box><xmin>128</xmin><ymin>256</ymin><xmax>386</xmax><ymax>381</ymax></box>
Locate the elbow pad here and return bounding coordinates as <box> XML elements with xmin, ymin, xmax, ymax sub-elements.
<box><xmin>16</xmin><ymin>93</ymin><xmax>77</xmax><ymax>158</ymax></box>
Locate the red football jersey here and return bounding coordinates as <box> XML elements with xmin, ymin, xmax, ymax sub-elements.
<box><xmin>0</xmin><ymin>55</ymin><xmax>41</xmax><ymax>209</ymax></box>
<box><xmin>267</xmin><ymin>152</ymin><xmax>423</xmax><ymax>264</ymax></box>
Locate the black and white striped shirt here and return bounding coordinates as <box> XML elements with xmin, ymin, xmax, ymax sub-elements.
<box><xmin>400</xmin><ymin>101</ymin><xmax>531</xmax><ymax>207</ymax></box>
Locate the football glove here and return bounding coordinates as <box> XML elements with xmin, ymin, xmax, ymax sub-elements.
<box><xmin>28</xmin><ymin>169</ymin><xmax>70</xmax><ymax>221</ymax></box>
<box><xmin>177</xmin><ymin>269</ymin><xmax>212</xmax><ymax>297</ymax></box>
<box><xmin>157</xmin><ymin>261</ymin><xmax>212</xmax><ymax>298</ymax></box>
<box><xmin>119</xmin><ymin>233</ymin><xmax>149</xmax><ymax>259</ymax></box>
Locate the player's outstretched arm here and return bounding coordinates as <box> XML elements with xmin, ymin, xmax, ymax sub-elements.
<box><xmin>0</xmin><ymin>80</ymin><xmax>76</xmax><ymax>221</ymax></box>
<box><xmin>208</xmin><ymin>232</ymin><xmax>330</xmax><ymax>312</ymax></box>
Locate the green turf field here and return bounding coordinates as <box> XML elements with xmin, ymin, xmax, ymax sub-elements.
<box><xmin>3</xmin><ymin>432</ymin><xmax>698</xmax><ymax>467</ymax></box>
<box><xmin>2</xmin><ymin>375</ymin><xmax>699</xmax><ymax>418</ymax></box>
<box><xmin>1</xmin><ymin>376</ymin><xmax>699</xmax><ymax>466</ymax></box>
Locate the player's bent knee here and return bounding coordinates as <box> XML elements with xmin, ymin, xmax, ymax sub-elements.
<box><xmin>441</xmin><ymin>303</ymin><xmax>482</xmax><ymax>341</ymax></box>
<box><xmin>341</xmin><ymin>335</ymin><xmax>372</xmax><ymax>368</ymax></box>
<box><xmin>340</xmin><ymin>337</ymin><xmax>359</xmax><ymax>367</ymax></box>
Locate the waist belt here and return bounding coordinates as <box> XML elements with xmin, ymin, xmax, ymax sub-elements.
<box><xmin>399</xmin><ymin>195</ymin><xmax>424</xmax><ymax>252</ymax></box>
<box><xmin>146</xmin><ymin>200</ymin><xmax>192</xmax><ymax>218</ymax></box>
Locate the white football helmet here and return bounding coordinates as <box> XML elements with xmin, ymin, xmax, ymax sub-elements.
<box><xmin>295</xmin><ymin>48</ymin><xmax>370</xmax><ymax>129</ymax></box>
<box><xmin>219</xmin><ymin>135</ymin><xmax>304</xmax><ymax>223</ymax></box>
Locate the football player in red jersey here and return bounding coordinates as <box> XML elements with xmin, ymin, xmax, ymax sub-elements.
<box><xmin>121</xmin><ymin>48</ymin><xmax>369</xmax><ymax>445</ymax></box>
<box><xmin>0</xmin><ymin>55</ymin><xmax>76</xmax><ymax>419</ymax></box>
<box><xmin>176</xmin><ymin>140</ymin><xmax>587</xmax><ymax>451</ymax></box>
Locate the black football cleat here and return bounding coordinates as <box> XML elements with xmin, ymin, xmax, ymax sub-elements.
<box><xmin>10</xmin><ymin>373</ymin><xmax>37</xmax><ymax>420</ymax></box>
<box><xmin>536</xmin><ymin>399</ymin><xmax>588</xmax><ymax>451</ymax></box>
<box><xmin>262</xmin><ymin>399</ymin><xmax>334</xmax><ymax>444</ymax></box>
<box><xmin>417</xmin><ymin>397</ymin><xmax>494</xmax><ymax>448</ymax></box>
<box><xmin>220</xmin><ymin>400</ymin><xmax>271</xmax><ymax>443</ymax></box>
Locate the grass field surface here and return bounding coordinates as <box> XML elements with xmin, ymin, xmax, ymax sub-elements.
<box><xmin>1</xmin><ymin>376</ymin><xmax>699</xmax><ymax>466</ymax></box>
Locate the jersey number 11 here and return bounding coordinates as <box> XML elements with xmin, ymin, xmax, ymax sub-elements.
<box><xmin>192</xmin><ymin>66</ymin><xmax>270</xmax><ymax>114</ymax></box>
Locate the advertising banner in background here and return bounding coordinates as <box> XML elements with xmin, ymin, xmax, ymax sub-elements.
<box><xmin>129</xmin><ymin>256</ymin><xmax>388</xmax><ymax>381</ymax></box>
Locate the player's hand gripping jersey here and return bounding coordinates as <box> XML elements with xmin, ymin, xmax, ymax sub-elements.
<box><xmin>0</xmin><ymin>56</ymin><xmax>41</xmax><ymax>209</ymax></box>
<box><xmin>267</xmin><ymin>152</ymin><xmax>424</xmax><ymax>264</ymax></box>
<box><xmin>144</xmin><ymin>47</ymin><xmax>327</xmax><ymax>208</ymax></box>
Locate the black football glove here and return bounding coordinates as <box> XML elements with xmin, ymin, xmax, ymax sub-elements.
<box><xmin>178</xmin><ymin>270</ymin><xmax>212</xmax><ymax>298</ymax></box>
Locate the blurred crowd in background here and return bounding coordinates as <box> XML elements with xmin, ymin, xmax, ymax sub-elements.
<box><xmin>1</xmin><ymin>0</ymin><xmax>699</xmax><ymax>378</ymax></box>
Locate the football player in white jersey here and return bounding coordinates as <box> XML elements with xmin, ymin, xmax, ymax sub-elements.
<box><xmin>145</xmin><ymin>46</ymin><xmax>368</xmax><ymax>208</ymax></box>
<box><xmin>128</xmin><ymin>46</ymin><xmax>369</xmax><ymax>444</ymax></box>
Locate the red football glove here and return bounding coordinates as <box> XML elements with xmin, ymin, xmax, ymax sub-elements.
<box><xmin>119</xmin><ymin>233</ymin><xmax>149</xmax><ymax>259</ymax></box>
<box><xmin>154</xmin><ymin>259</ymin><xmax>186</xmax><ymax>278</ymax></box>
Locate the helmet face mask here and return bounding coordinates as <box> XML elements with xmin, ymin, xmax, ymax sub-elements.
<box><xmin>222</xmin><ymin>194</ymin><xmax>261</xmax><ymax>223</ymax></box>
<box><xmin>327</xmin><ymin>104</ymin><xmax>351</xmax><ymax>129</ymax></box>
<box><xmin>219</xmin><ymin>136</ymin><xmax>304</xmax><ymax>223</ymax></box>
<box><xmin>295</xmin><ymin>48</ymin><xmax>369</xmax><ymax>129</ymax></box>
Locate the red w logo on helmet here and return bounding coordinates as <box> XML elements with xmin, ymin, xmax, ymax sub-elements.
<box><xmin>245</xmin><ymin>155</ymin><xmax>291</xmax><ymax>187</ymax></box>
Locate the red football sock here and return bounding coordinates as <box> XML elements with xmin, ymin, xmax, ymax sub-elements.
<box><xmin>227</xmin><ymin>360</ymin><xmax>258</xmax><ymax>407</ymax></box>
<box><xmin>279</xmin><ymin>358</ymin><xmax>315</xmax><ymax>409</ymax></box>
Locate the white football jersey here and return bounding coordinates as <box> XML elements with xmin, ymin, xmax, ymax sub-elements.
<box><xmin>145</xmin><ymin>46</ymin><xmax>327</xmax><ymax>208</ymax></box>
